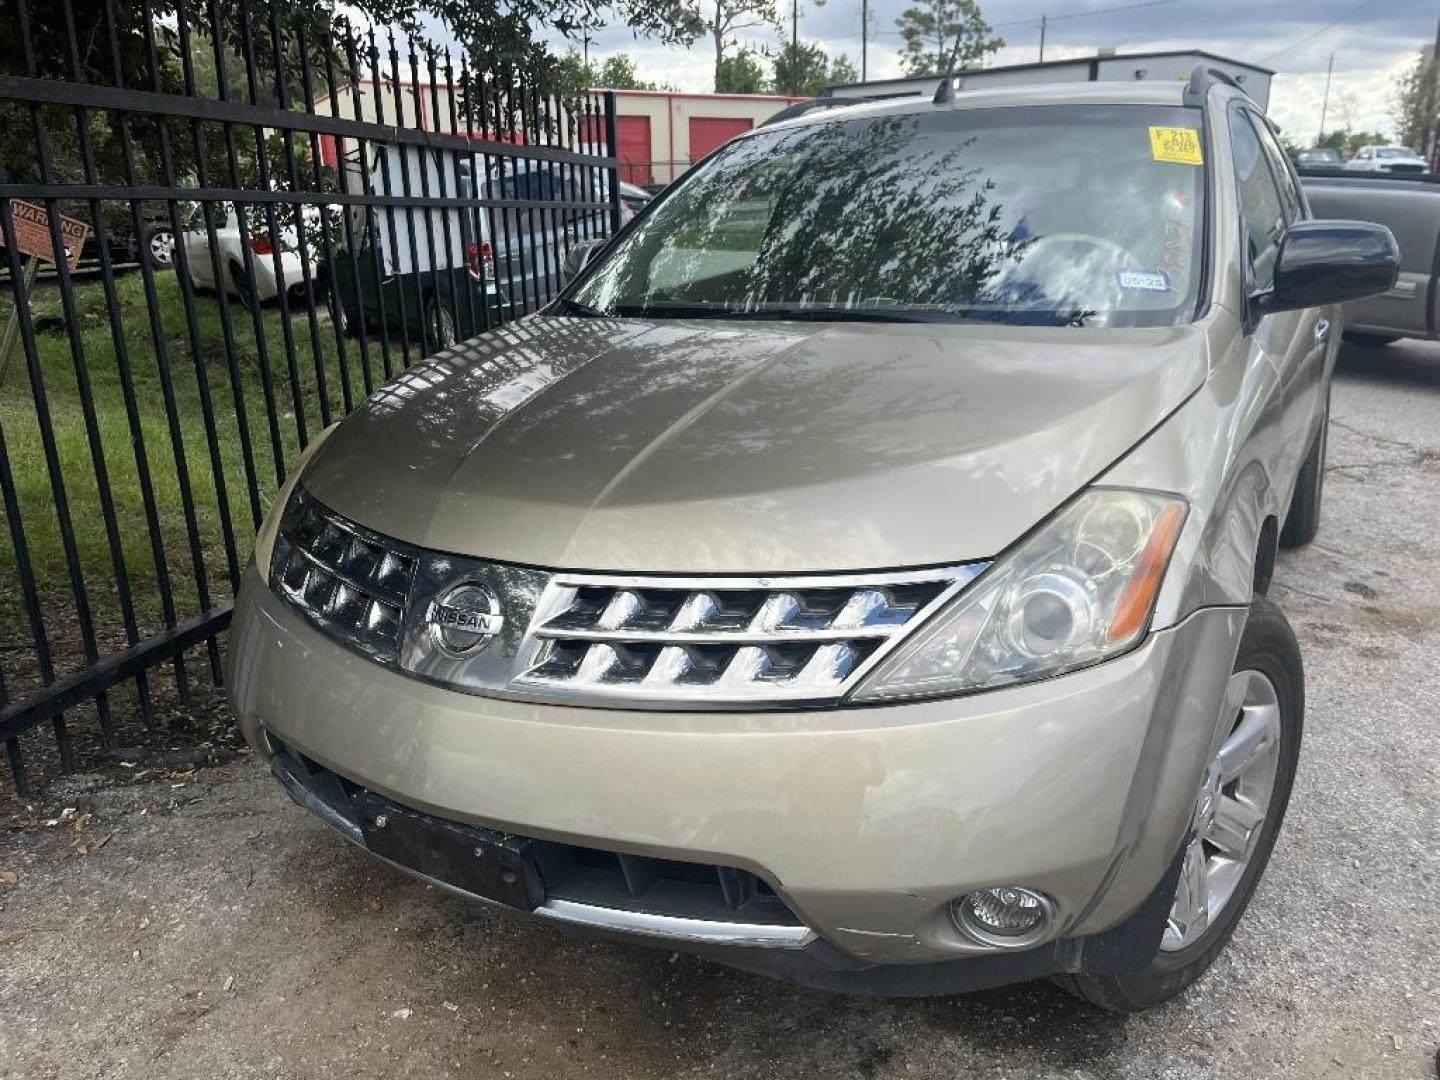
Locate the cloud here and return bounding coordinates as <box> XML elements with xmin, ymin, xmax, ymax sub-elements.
<box><xmin>552</xmin><ymin>0</ymin><xmax>1436</xmax><ymax>136</ymax></box>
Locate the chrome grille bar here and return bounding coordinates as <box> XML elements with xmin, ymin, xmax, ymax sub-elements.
<box><xmin>511</xmin><ymin>566</ymin><xmax>986</xmax><ymax>706</ymax></box>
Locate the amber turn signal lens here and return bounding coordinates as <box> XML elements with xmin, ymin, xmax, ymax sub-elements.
<box><xmin>1107</xmin><ymin>501</ymin><xmax>1187</xmax><ymax>644</ymax></box>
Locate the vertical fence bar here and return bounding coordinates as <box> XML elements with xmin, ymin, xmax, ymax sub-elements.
<box><xmin>237</xmin><ymin>0</ymin><xmax>311</xmax><ymax>451</ymax></box>
<box><xmin>103</xmin><ymin>0</ymin><xmax>191</xmax><ymax>703</ymax></box>
<box><xmin>175</xmin><ymin>0</ymin><xmax>266</xmax><ymax>538</ymax></box>
<box><xmin>458</xmin><ymin>58</ymin><xmax>493</xmax><ymax>335</ymax></box>
<box><xmin>266</xmin><ymin>6</ymin><xmax>332</xmax><ymax>427</ymax></box>
<box><xmin>366</xmin><ymin>30</ymin><xmax>415</xmax><ymax>370</ymax></box>
<box><xmin>324</xmin><ymin>22</ymin><xmax>381</xmax><ymax>395</ymax></box>
<box><xmin>56</xmin><ymin>0</ymin><xmax>155</xmax><ymax>737</ymax></box>
<box><xmin>206</xmin><ymin>0</ymin><xmax>289</xmax><ymax>492</ymax></box>
<box><xmin>341</xmin><ymin>27</ymin><xmax>396</xmax><ymax>381</ymax></box>
<box><xmin>295</xmin><ymin>20</ymin><xmax>355</xmax><ymax>415</ymax></box>
<box><xmin>136</xmin><ymin>0</ymin><xmax>226</xmax><ymax>685</ymax></box>
<box><xmin>603</xmin><ymin>91</ymin><xmax>623</xmax><ymax>235</ymax></box>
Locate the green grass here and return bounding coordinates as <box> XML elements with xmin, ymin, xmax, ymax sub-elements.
<box><xmin>0</xmin><ymin>272</ymin><xmax>416</xmax><ymax>685</ymax></box>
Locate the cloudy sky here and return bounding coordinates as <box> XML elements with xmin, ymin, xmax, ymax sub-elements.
<box><xmin>556</xmin><ymin>0</ymin><xmax>1439</xmax><ymax>143</ymax></box>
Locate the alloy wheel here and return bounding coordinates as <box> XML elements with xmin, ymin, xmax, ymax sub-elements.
<box><xmin>1161</xmin><ymin>668</ymin><xmax>1283</xmax><ymax>952</ymax></box>
<box><xmin>147</xmin><ymin>230</ymin><xmax>175</xmax><ymax>267</ymax></box>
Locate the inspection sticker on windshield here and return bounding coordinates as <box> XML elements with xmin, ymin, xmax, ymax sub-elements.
<box><xmin>1116</xmin><ymin>269</ymin><xmax>1171</xmax><ymax>292</ymax></box>
<box><xmin>1149</xmin><ymin>126</ymin><xmax>1204</xmax><ymax>165</ymax></box>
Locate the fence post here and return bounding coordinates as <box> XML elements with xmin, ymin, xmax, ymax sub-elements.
<box><xmin>603</xmin><ymin>90</ymin><xmax>622</xmax><ymax>235</ymax></box>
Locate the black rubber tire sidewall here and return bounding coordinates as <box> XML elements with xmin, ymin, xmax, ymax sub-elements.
<box><xmin>1058</xmin><ymin>595</ymin><xmax>1304</xmax><ymax>1013</ymax></box>
<box><xmin>229</xmin><ymin>263</ymin><xmax>254</xmax><ymax>307</ymax></box>
<box><xmin>425</xmin><ymin>296</ymin><xmax>458</xmax><ymax>351</ymax></box>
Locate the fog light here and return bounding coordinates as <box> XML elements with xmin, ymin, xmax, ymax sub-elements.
<box><xmin>953</xmin><ymin>887</ymin><xmax>1053</xmax><ymax>947</ymax></box>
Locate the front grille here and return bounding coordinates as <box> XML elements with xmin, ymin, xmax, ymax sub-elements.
<box><xmin>512</xmin><ymin>570</ymin><xmax>968</xmax><ymax>705</ymax></box>
<box><xmin>269</xmin><ymin>490</ymin><xmax>415</xmax><ymax>663</ymax></box>
<box><xmin>267</xmin><ymin>488</ymin><xmax>984</xmax><ymax>708</ymax></box>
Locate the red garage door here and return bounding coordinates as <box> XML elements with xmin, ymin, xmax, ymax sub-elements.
<box><xmin>616</xmin><ymin>115</ymin><xmax>652</xmax><ymax>186</ymax></box>
<box><xmin>688</xmin><ymin>116</ymin><xmax>753</xmax><ymax>163</ymax></box>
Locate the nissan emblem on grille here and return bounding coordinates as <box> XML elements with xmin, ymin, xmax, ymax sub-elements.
<box><xmin>429</xmin><ymin>583</ymin><xmax>505</xmax><ymax>656</ymax></box>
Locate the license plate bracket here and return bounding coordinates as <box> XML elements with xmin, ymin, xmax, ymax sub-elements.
<box><xmin>356</xmin><ymin>791</ymin><xmax>544</xmax><ymax>911</ymax></box>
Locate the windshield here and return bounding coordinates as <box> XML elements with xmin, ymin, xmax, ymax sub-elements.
<box><xmin>569</xmin><ymin>105</ymin><xmax>1207</xmax><ymax>327</ymax></box>
<box><xmin>1377</xmin><ymin>148</ymin><xmax>1418</xmax><ymax>159</ymax></box>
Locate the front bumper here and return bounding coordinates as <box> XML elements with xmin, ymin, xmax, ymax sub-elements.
<box><xmin>228</xmin><ymin>562</ymin><xmax>1244</xmax><ymax>972</ymax></box>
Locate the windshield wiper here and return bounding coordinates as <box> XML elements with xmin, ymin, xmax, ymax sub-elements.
<box><xmin>728</xmin><ymin>307</ymin><xmax>943</xmax><ymax>324</ymax></box>
<box><xmin>611</xmin><ymin>303</ymin><xmax>943</xmax><ymax>324</ymax></box>
<box><xmin>553</xmin><ymin>296</ymin><xmax>607</xmax><ymax>318</ymax></box>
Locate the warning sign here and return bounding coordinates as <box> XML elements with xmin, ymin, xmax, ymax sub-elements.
<box><xmin>0</xmin><ymin>199</ymin><xmax>91</xmax><ymax>271</ymax></box>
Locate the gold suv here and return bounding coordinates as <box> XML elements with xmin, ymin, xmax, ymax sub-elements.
<box><xmin>228</xmin><ymin>68</ymin><xmax>1397</xmax><ymax>1010</ymax></box>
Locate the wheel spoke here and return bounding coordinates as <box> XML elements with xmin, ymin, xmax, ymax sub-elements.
<box><xmin>1217</xmin><ymin>703</ymin><xmax>1278</xmax><ymax>784</ymax></box>
<box><xmin>1206</xmin><ymin>794</ymin><xmax>1265</xmax><ymax>858</ymax></box>
<box><xmin>1166</xmin><ymin>839</ymin><xmax>1210</xmax><ymax>947</ymax></box>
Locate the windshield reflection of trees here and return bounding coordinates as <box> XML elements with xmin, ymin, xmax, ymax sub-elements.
<box><xmin>600</xmin><ymin>115</ymin><xmax>1101</xmax><ymax>327</ymax></box>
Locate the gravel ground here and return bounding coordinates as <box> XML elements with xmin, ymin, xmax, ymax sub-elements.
<box><xmin>2</xmin><ymin>339</ymin><xmax>1439</xmax><ymax>1080</ymax></box>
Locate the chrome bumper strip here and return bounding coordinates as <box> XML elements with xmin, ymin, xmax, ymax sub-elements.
<box><xmin>271</xmin><ymin>756</ymin><xmax>815</xmax><ymax>950</ymax></box>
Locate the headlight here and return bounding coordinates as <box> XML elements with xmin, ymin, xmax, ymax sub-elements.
<box><xmin>850</xmin><ymin>489</ymin><xmax>1187</xmax><ymax>702</ymax></box>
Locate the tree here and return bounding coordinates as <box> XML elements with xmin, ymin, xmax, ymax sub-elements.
<box><xmin>716</xmin><ymin>49</ymin><xmax>770</xmax><ymax>93</ymax></box>
<box><xmin>1392</xmin><ymin>51</ymin><xmax>1440</xmax><ymax>153</ymax></box>
<box><xmin>1315</xmin><ymin>128</ymin><xmax>1392</xmax><ymax>158</ymax></box>
<box><xmin>894</xmin><ymin>0</ymin><xmax>1002</xmax><ymax>78</ymax></box>
<box><xmin>693</xmin><ymin>0</ymin><xmax>779</xmax><ymax>92</ymax></box>
<box><xmin>829</xmin><ymin>53</ymin><xmax>858</xmax><ymax>86</ymax></box>
<box><xmin>769</xmin><ymin>42</ymin><xmax>859</xmax><ymax>97</ymax></box>
<box><xmin>596</xmin><ymin>54</ymin><xmax>660</xmax><ymax>89</ymax></box>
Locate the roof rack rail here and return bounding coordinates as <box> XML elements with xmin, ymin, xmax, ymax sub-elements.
<box><xmin>1183</xmin><ymin>63</ymin><xmax>1249</xmax><ymax>107</ymax></box>
<box><xmin>760</xmin><ymin>97</ymin><xmax>859</xmax><ymax>127</ymax></box>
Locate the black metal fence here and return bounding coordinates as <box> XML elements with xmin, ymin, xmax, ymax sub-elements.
<box><xmin>0</xmin><ymin>0</ymin><xmax>620</xmax><ymax>792</ymax></box>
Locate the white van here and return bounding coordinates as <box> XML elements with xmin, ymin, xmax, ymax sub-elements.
<box><xmin>333</xmin><ymin>144</ymin><xmax>609</xmax><ymax>348</ymax></box>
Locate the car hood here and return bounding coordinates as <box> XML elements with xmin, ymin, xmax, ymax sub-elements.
<box><xmin>302</xmin><ymin>315</ymin><xmax>1207</xmax><ymax>572</ymax></box>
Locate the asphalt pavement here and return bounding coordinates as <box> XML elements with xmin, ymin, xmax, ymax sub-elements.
<box><xmin>1</xmin><ymin>337</ymin><xmax>1437</xmax><ymax>1080</ymax></box>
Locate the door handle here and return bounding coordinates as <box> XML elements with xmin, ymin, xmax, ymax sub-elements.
<box><xmin>1314</xmin><ymin>319</ymin><xmax>1330</xmax><ymax>343</ymax></box>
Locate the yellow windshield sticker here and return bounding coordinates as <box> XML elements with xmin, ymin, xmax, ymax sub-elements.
<box><xmin>1150</xmin><ymin>126</ymin><xmax>1204</xmax><ymax>165</ymax></box>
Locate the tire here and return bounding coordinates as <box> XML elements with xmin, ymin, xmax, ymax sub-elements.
<box><xmin>1057</xmin><ymin>595</ymin><xmax>1304</xmax><ymax>1013</ymax></box>
<box><xmin>228</xmin><ymin>262</ymin><xmax>256</xmax><ymax>308</ymax></box>
<box><xmin>143</xmin><ymin>227</ymin><xmax>175</xmax><ymax>270</ymax></box>
<box><xmin>331</xmin><ymin>297</ymin><xmax>358</xmax><ymax>338</ymax></box>
<box><xmin>1279</xmin><ymin>396</ymin><xmax>1328</xmax><ymax>549</ymax></box>
<box><xmin>1342</xmin><ymin>330</ymin><xmax>1399</xmax><ymax>347</ymax></box>
<box><xmin>424</xmin><ymin>294</ymin><xmax>459</xmax><ymax>352</ymax></box>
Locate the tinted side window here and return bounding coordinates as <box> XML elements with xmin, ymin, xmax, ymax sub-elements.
<box><xmin>1250</xmin><ymin>114</ymin><xmax>1304</xmax><ymax>222</ymax></box>
<box><xmin>1228</xmin><ymin>109</ymin><xmax>1286</xmax><ymax>291</ymax></box>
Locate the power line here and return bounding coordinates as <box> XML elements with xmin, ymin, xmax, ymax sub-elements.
<box><xmin>1255</xmin><ymin>0</ymin><xmax>1383</xmax><ymax>64</ymax></box>
<box><xmin>989</xmin><ymin>0</ymin><xmax>1180</xmax><ymax>31</ymax></box>
<box><xmin>864</xmin><ymin>0</ymin><xmax>1179</xmax><ymax>39</ymax></box>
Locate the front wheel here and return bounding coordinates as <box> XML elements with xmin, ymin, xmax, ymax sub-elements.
<box><xmin>1057</xmin><ymin>595</ymin><xmax>1303</xmax><ymax>1012</ymax></box>
<box><xmin>143</xmin><ymin>227</ymin><xmax>175</xmax><ymax>270</ymax></box>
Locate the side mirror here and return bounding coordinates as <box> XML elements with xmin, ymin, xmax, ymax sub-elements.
<box><xmin>561</xmin><ymin>237</ymin><xmax>607</xmax><ymax>283</ymax></box>
<box><xmin>1254</xmin><ymin>220</ymin><xmax>1399</xmax><ymax>316</ymax></box>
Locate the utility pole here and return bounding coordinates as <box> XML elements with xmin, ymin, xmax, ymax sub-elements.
<box><xmin>1317</xmin><ymin>51</ymin><xmax>1334</xmax><ymax>145</ymax></box>
<box><xmin>1039</xmin><ymin>15</ymin><xmax>1046</xmax><ymax>62</ymax></box>
<box><xmin>861</xmin><ymin>0</ymin><xmax>868</xmax><ymax>80</ymax></box>
<box><xmin>791</xmin><ymin>0</ymin><xmax>799</xmax><ymax>94</ymax></box>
